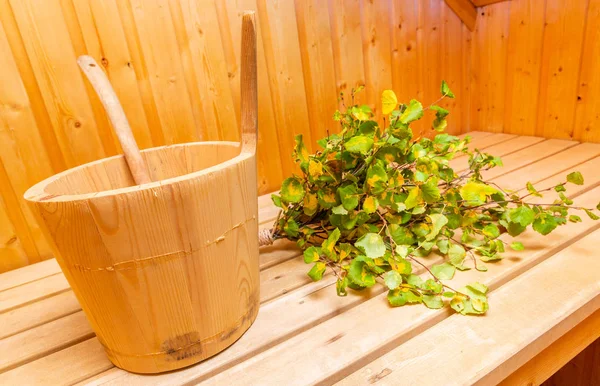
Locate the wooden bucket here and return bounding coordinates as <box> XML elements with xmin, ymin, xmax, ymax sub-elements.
<box><xmin>24</xmin><ymin>13</ymin><xmax>259</xmax><ymax>375</ymax></box>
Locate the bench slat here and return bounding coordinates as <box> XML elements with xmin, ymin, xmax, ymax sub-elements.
<box><xmin>338</xmin><ymin>230</ymin><xmax>600</xmax><ymax>386</ymax></box>
<box><xmin>0</xmin><ymin>338</ymin><xmax>112</xmax><ymax>386</ymax></box>
<box><xmin>0</xmin><ymin>311</ymin><xmax>94</xmax><ymax>372</ymax></box>
<box><xmin>0</xmin><ymin>290</ymin><xmax>80</xmax><ymax>339</ymax></box>
<box><xmin>0</xmin><ymin>259</ymin><xmax>61</xmax><ymax>292</ymax></box>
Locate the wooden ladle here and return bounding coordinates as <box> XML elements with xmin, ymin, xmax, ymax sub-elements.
<box><xmin>77</xmin><ymin>55</ymin><xmax>151</xmax><ymax>185</ymax></box>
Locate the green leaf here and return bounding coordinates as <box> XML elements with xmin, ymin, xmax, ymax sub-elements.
<box><xmin>322</xmin><ymin>228</ymin><xmax>341</xmax><ymax>257</ymax></box>
<box><xmin>387</xmin><ymin>224</ymin><xmax>416</xmax><ymax>245</ymax></box>
<box><xmin>567</xmin><ymin>171</ymin><xmax>584</xmax><ymax>185</ymax></box>
<box><xmin>448</xmin><ymin>243</ymin><xmax>466</xmax><ymax>267</ymax></box>
<box><xmin>399</xmin><ymin>99</ymin><xmax>424</xmax><ymax>124</ymax></box>
<box><xmin>422</xmin><ymin>179</ymin><xmax>441</xmax><ymax>203</ymax></box>
<box><xmin>423</xmin><ymin>294</ymin><xmax>444</xmax><ymax>309</ymax></box>
<box><xmin>568</xmin><ymin>215</ymin><xmax>582</xmax><ymax>223</ymax></box>
<box><xmin>317</xmin><ymin>189</ymin><xmax>338</xmax><ymax>209</ymax></box>
<box><xmin>281</xmin><ymin>177</ymin><xmax>305</xmax><ymax>203</ymax></box>
<box><xmin>431</xmin><ymin>105</ymin><xmax>449</xmax><ymax>119</ymax></box>
<box><xmin>303</xmin><ymin>246</ymin><xmax>321</xmax><ymax>263</ymax></box>
<box><xmin>337</xmin><ymin>184</ymin><xmax>360</xmax><ymax>210</ymax></box>
<box><xmin>426</xmin><ymin>213</ymin><xmax>448</xmax><ymax>241</ymax></box>
<box><xmin>392</xmin><ymin>257</ymin><xmax>412</xmax><ymax>274</ymax></box>
<box><xmin>332</xmin><ymin>204</ymin><xmax>348</xmax><ymax>215</ymax></box>
<box><xmin>585</xmin><ymin>209</ymin><xmax>600</xmax><ymax>220</ymax></box>
<box><xmin>355</xmin><ymin>233</ymin><xmax>386</xmax><ymax>258</ymax></box>
<box><xmin>532</xmin><ymin>214</ymin><xmax>559</xmax><ymax>235</ymax></box>
<box><xmin>271</xmin><ymin>194</ymin><xmax>282</xmax><ymax>208</ymax></box>
<box><xmin>381</xmin><ymin>90</ymin><xmax>398</xmax><ymax>115</ymax></box>
<box><xmin>441</xmin><ymin>80</ymin><xmax>455</xmax><ymax>98</ymax></box>
<box><xmin>351</xmin><ymin>105</ymin><xmax>371</xmax><ymax>121</ymax></box>
<box><xmin>387</xmin><ymin>287</ymin><xmax>422</xmax><ymax>306</ymax></box>
<box><xmin>405</xmin><ymin>187</ymin><xmax>423</xmax><ymax>209</ymax></box>
<box><xmin>303</xmin><ymin>193</ymin><xmax>318</xmax><ymax>215</ymax></box>
<box><xmin>459</xmin><ymin>182</ymin><xmax>498</xmax><ymax>207</ymax></box>
<box><xmin>526</xmin><ymin>182</ymin><xmax>542</xmax><ymax>197</ymax></box>
<box><xmin>307</xmin><ymin>262</ymin><xmax>326</xmax><ymax>281</ymax></box>
<box><xmin>283</xmin><ymin>218</ymin><xmax>299</xmax><ymax>237</ymax></box>
<box><xmin>509</xmin><ymin>206</ymin><xmax>535</xmax><ymax>227</ymax></box>
<box><xmin>366</xmin><ymin>163</ymin><xmax>387</xmax><ymax>194</ymax></box>
<box><xmin>384</xmin><ymin>271</ymin><xmax>402</xmax><ymax>290</ymax></box>
<box><xmin>510</xmin><ymin>241</ymin><xmax>525</xmax><ymax>251</ymax></box>
<box><xmin>293</xmin><ymin>134</ymin><xmax>309</xmax><ymax>166</ymax></box>
<box><xmin>482</xmin><ymin>224</ymin><xmax>500</xmax><ymax>238</ymax></box>
<box><xmin>395</xmin><ymin>244</ymin><xmax>410</xmax><ymax>258</ymax></box>
<box><xmin>348</xmin><ymin>256</ymin><xmax>377</xmax><ymax>287</ymax></box>
<box><xmin>344</xmin><ymin>135</ymin><xmax>374</xmax><ymax>155</ymax></box>
<box><xmin>431</xmin><ymin>262</ymin><xmax>456</xmax><ymax>280</ymax></box>
<box><xmin>336</xmin><ymin>277</ymin><xmax>348</xmax><ymax>296</ymax></box>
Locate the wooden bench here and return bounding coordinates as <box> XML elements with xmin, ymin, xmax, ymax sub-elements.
<box><xmin>1</xmin><ymin>132</ymin><xmax>599</xmax><ymax>385</ymax></box>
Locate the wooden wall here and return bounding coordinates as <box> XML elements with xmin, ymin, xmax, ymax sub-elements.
<box><xmin>4</xmin><ymin>0</ymin><xmax>600</xmax><ymax>272</ymax></box>
<box><xmin>0</xmin><ymin>0</ymin><xmax>471</xmax><ymax>272</ymax></box>
<box><xmin>470</xmin><ymin>0</ymin><xmax>600</xmax><ymax>142</ymax></box>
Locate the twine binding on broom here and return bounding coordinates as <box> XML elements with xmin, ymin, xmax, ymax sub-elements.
<box><xmin>258</xmin><ymin>228</ymin><xmax>274</xmax><ymax>246</ymax></box>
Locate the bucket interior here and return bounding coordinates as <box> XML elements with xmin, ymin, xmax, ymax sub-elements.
<box><xmin>42</xmin><ymin>142</ymin><xmax>241</xmax><ymax>196</ymax></box>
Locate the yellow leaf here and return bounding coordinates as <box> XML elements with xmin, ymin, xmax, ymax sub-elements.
<box><xmin>381</xmin><ymin>90</ymin><xmax>398</xmax><ymax>115</ymax></box>
<box><xmin>363</xmin><ymin>196</ymin><xmax>378</xmax><ymax>214</ymax></box>
<box><xmin>308</xmin><ymin>159</ymin><xmax>323</xmax><ymax>178</ymax></box>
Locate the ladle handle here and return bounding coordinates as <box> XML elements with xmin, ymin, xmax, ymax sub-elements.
<box><xmin>240</xmin><ymin>11</ymin><xmax>258</xmax><ymax>155</ymax></box>
<box><xmin>77</xmin><ymin>55</ymin><xmax>151</xmax><ymax>185</ymax></box>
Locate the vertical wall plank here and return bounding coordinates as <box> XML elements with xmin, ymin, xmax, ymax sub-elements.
<box><xmin>390</xmin><ymin>0</ymin><xmax>421</xmax><ymax>103</ymax></box>
<box><xmin>128</xmin><ymin>0</ymin><xmax>201</xmax><ymax>144</ymax></box>
<box><xmin>8</xmin><ymin>0</ymin><xmax>107</xmax><ymax>166</ymax></box>
<box><xmin>0</xmin><ymin>194</ymin><xmax>29</xmax><ymax>272</ymax></box>
<box><xmin>72</xmin><ymin>0</ymin><xmax>155</xmax><ymax>150</ymax></box>
<box><xmin>59</xmin><ymin>0</ymin><xmax>119</xmax><ymax>156</ymax></box>
<box><xmin>295</xmin><ymin>0</ymin><xmax>338</xmax><ymax>141</ymax></box>
<box><xmin>535</xmin><ymin>0</ymin><xmax>588</xmax><ymax>139</ymax></box>
<box><xmin>360</xmin><ymin>0</ymin><xmax>393</xmax><ymax>120</ymax></box>
<box><xmin>0</xmin><ymin>20</ymin><xmax>53</xmax><ymax>262</ymax></box>
<box><xmin>328</xmin><ymin>0</ymin><xmax>366</xmax><ymax>106</ymax></box>
<box><xmin>503</xmin><ymin>0</ymin><xmax>545</xmax><ymax>136</ymax></box>
<box><xmin>218</xmin><ymin>0</ymin><xmax>282</xmax><ymax>194</ymax></box>
<box><xmin>441</xmin><ymin>1</ymin><xmax>463</xmax><ymax>134</ymax></box>
<box><xmin>256</xmin><ymin>0</ymin><xmax>312</xmax><ymax>177</ymax></box>
<box><xmin>470</xmin><ymin>1</ymin><xmax>510</xmax><ymax>132</ymax></box>
<box><xmin>574</xmin><ymin>0</ymin><xmax>600</xmax><ymax>143</ymax></box>
<box><xmin>170</xmin><ymin>0</ymin><xmax>239</xmax><ymax>142</ymax></box>
<box><xmin>0</xmin><ymin>0</ymin><xmax>66</xmax><ymax>173</ymax></box>
<box><xmin>460</xmin><ymin>23</ymin><xmax>471</xmax><ymax>133</ymax></box>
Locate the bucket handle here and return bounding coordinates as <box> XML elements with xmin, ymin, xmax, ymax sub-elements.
<box><xmin>239</xmin><ymin>11</ymin><xmax>258</xmax><ymax>156</ymax></box>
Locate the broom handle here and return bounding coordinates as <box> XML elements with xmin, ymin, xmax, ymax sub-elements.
<box><xmin>77</xmin><ymin>56</ymin><xmax>151</xmax><ymax>185</ymax></box>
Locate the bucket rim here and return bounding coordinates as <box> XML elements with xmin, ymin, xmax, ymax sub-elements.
<box><xmin>24</xmin><ymin>141</ymin><xmax>253</xmax><ymax>203</ymax></box>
